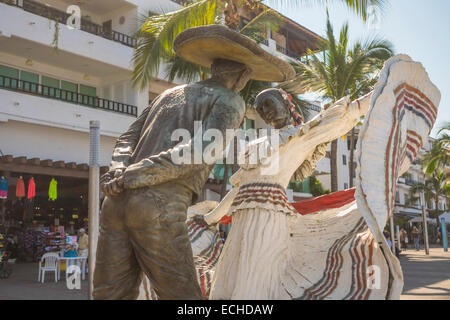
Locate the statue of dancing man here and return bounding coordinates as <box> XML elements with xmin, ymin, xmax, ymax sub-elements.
<box><xmin>93</xmin><ymin>25</ymin><xmax>295</xmax><ymax>300</ymax></box>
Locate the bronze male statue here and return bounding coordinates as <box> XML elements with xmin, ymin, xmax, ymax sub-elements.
<box><xmin>93</xmin><ymin>25</ymin><xmax>294</xmax><ymax>300</ymax></box>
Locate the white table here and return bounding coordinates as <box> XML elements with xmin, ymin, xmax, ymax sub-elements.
<box><xmin>58</xmin><ymin>256</ymin><xmax>88</xmax><ymax>280</ymax></box>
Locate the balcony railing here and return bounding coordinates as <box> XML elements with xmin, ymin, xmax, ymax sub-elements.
<box><xmin>275</xmin><ymin>44</ymin><xmax>304</xmax><ymax>61</ymax></box>
<box><xmin>0</xmin><ymin>75</ymin><xmax>138</xmax><ymax>117</ymax></box>
<box><xmin>276</xmin><ymin>44</ymin><xmax>287</xmax><ymax>55</ymax></box>
<box><xmin>1</xmin><ymin>0</ymin><xmax>136</xmax><ymax>47</ymax></box>
<box><xmin>306</xmin><ymin>103</ymin><xmax>321</xmax><ymax>113</ymax></box>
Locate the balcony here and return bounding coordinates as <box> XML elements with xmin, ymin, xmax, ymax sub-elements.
<box><xmin>307</xmin><ymin>103</ymin><xmax>322</xmax><ymax>113</ymax></box>
<box><xmin>0</xmin><ymin>74</ymin><xmax>138</xmax><ymax>117</ymax></box>
<box><xmin>405</xmin><ymin>178</ymin><xmax>418</xmax><ymax>186</ymax></box>
<box><xmin>0</xmin><ymin>0</ymin><xmax>136</xmax><ymax>47</ymax></box>
<box><xmin>276</xmin><ymin>44</ymin><xmax>287</xmax><ymax>55</ymax></box>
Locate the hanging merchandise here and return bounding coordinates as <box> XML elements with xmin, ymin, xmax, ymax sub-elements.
<box><xmin>48</xmin><ymin>178</ymin><xmax>58</xmax><ymax>201</ymax></box>
<box><xmin>16</xmin><ymin>176</ymin><xmax>25</xmax><ymax>198</ymax></box>
<box><xmin>27</xmin><ymin>177</ymin><xmax>36</xmax><ymax>199</ymax></box>
<box><xmin>0</xmin><ymin>176</ymin><xmax>7</xmax><ymax>199</ymax></box>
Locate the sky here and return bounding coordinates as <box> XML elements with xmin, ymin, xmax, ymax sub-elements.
<box><xmin>265</xmin><ymin>0</ymin><xmax>449</xmax><ymax>138</ymax></box>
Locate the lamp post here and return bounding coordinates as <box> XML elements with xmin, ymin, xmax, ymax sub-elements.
<box><xmin>442</xmin><ymin>218</ymin><xmax>448</xmax><ymax>252</ymax></box>
<box><xmin>88</xmin><ymin>121</ymin><xmax>100</xmax><ymax>299</ymax></box>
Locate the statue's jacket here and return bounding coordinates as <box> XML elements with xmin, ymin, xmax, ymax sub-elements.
<box><xmin>105</xmin><ymin>80</ymin><xmax>246</xmax><ymax>201</ymax></box>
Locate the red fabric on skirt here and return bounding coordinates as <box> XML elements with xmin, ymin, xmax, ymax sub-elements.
<box><xmin>291</xmin><ymin>188</ymin><xmax>356</xmax><ymax>215</ymax></box>
<box><xmin>219</xmin><ymin>188</ymin><xmax>357</xmax><ymax>225</ymax></box>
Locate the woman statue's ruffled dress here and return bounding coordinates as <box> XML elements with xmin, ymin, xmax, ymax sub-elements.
<box><xmin>201</xmin><ymin>55</ymin><xmax>440</xmax><ymax>300</ymax></box>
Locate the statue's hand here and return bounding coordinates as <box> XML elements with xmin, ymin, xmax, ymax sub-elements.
<box><xmin>193</xmin><ymin>215</ymin><xmax>209</xmax><ymax>227</ymax></box>
<box><xmin>101</xmin><ymin>175</ymin><xmax>124</xmax><ymax>197</ymax></box>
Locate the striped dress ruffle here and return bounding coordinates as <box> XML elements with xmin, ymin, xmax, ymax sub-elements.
<box><xmin>230</xmin><ymin>183</ymin><xmax>297</xmax><ymax>216</ymax></box>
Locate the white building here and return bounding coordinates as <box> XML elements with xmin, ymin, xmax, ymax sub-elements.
<box><xmin>0</xmin><ymin>0</ymin><xmax>324</xmax><ymax>227</ymax></box>
<box><xmin>0</xmin><ymin>0</ymin><xmax>186</xmax><ymax>228</ymax></box>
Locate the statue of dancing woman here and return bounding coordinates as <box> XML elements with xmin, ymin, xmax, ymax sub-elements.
<box><xmin>193</xmin><ymin>55</ymin><xmax>440</xmax><ymax>300</ymax></box>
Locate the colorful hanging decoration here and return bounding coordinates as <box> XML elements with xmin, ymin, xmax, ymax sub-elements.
<box><xmin>27</xmin><ymin>177</ymin><xmax>36</xmax><ymax>199</ymax></box>
<box><xmin>16</xmin><ymin>176</ymin><xmax>25</xmax><ymax>198</ymax></box>
<box><xmin>49</xmin><ymin>178</ymin><xmax>58</xmax><ymax>201</ymax></box>
<box><xmin>0</xmin><ymin>177</ymin><xmax>7</xmax><ymax>199</ymax></box>
<box><xmin>279</xmin><ymin>89</ymin><xmax>305</xmax><ymax>126</ymax></box>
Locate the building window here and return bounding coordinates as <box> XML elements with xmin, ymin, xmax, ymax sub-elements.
<box><xmin>20</xmin><ymin>70</ymin><xmax>39</xmax><ymax>93</ymax></box>
<box><xmin>79</xmin><ymin>84</ymin><xmax>97</xmax><ymax>106</ymax></box>
<box><xmin>342</xmin><ymin>155</ymin><xmax>347</xmax><ymax>165</ymax></box>
<box><xmin>245</xmin><ymin>118</ymin><xmax>255</xmax><ymax>130</ymax></box>
<box><xmin>395</xmin><ymin>192</ymin><xmax>400</xmax><ymax>203</ymax></box>
<box><xmin>0</xmin><ymin>64</ymin><xmax>20</xmax><ymax>89</ymax></box>
<box><xmin>61</xmin><ymin>80</ymin><xmax>78</xmax><ymax>103</ymax></box>
<box><xmin>415</xmin><ymin>199</ymin><xmax>420</xmax><ymax>208</ymax></box>
<box><xmin>344</xmin><ymin>183</ymin><xmax>348</xmax><ymax>189</ymax></box>
<box><xmin>42</xmin><ymin>76</ymin><xmax>61</xmax><ymax>98</ymax></box>
<box><xmin>347</xmin><ymin>137</ymin><xmax>358</xmax><ymax>150</ymax></box>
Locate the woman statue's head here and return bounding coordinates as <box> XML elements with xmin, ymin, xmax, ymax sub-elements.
<box><xmin>255</xmin><ymin>88</ymin><xmax>303</xmax><ymax>129</ymax></box>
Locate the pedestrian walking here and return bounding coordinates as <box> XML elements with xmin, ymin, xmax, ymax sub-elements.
<box><xmin>412</xmin><ymin>226</ymin><xmax>420</xmax><ymax>251</ymax></box>
<box><xmin>405</xmin><ymin>232</ymin><xmax>409</xmax><ymax>249</ymax></box>
<box><xmin>400</xmin><ymin>228</ymin><xmax>407</xmax><ymax>250</ymax></box>
<box><xmin>384</xmin><ymin>230</ymin><xmax>392</xmax><ymax>248</ymax></box>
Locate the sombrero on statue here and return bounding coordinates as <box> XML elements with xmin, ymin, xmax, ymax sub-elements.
<box><xmin>173</xmin><ymin>25</ymin><xmax>295</xmax><ymax>82</ymax></box>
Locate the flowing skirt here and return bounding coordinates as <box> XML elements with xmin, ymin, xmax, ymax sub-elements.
<box><xmin>210</xmin><ymin>207</ymin><xmax>291</xmax><ymax>300</ymax></box>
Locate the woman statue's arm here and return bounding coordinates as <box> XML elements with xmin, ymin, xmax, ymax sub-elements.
<box><xmin>299</xmin><ymin>92</ymin><xmax>372</xmax><ymax>143</ymax></box>
<box><xmin>204</xmin><ymin>187</ymin><xmax>240</xmax><ymax>225</ymax></box>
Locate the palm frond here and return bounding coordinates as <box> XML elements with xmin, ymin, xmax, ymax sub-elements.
<box><xmin>239</xmin><ymin>8</ymin><xmax>284</xmax><ymax>42</ymax></box>
<box><xmin>132</xmin><ymin>0</ymin><xmax>222</xmax><ymax>89</ymax></box>
<box><xmin>165</xmin><ymin>55</ymin><xmax>210</xmax><ymax>83</ymax></box>
<box><xmin>264</xmin><ymin>0</ymin><xmax>387</xmax><ymax>21</ymax></box>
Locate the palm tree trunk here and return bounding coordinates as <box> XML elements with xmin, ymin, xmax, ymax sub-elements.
<box><xmin>436</xmin><ymin>195</ymin><xmax>441</xmax><ymax>229</ymax></box>
<box><xmin>224</xmin><ymin>0</ymin><xmax>241</xmax><ymax>30</ymax></box>
<box><xmin>349</xmin><ymin>128</ymin><xmax>355</xmax><ymax>188</ymax></box>
<box><xmin>330</xmin><ymin>139</ymin><xmax>338</xmax><ymax>192</ymax></box>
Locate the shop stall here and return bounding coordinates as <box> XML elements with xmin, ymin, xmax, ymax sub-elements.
<box><xmin>0</xmin><ymin>155</ymin><xmax>107</xmax><ymax>262</ymax></box>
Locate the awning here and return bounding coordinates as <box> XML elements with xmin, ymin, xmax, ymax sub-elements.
<box><xmin>0</xmin><ymin>155</ymin><xmax>108</xmax><ymax>179</ymax></box>
<box><xmin>409</xmin><ymin>216</ymin><xmax>437</xmax><ymax>224</ymax></box>
<box><xmin>439</xmin><ymin>212</ymin><xmax>450</xmax><ymax>224</ymax></box>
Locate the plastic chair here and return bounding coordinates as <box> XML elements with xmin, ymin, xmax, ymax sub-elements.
<box><xmin>38</xmin><ymin>253</ymin><xmax>60</xmax><ymax>283</ymax></box>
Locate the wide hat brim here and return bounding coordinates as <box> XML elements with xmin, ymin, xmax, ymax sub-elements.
<box><xmin>173</xmin><ymin>25</ymin><xmax>295</xmax><ymax>82</ymax></box>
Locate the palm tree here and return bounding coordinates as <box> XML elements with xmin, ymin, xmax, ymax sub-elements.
<box><xmin>409</xmin><ymin>171</ymin><xmax>450</xmax><ymax>226</ymax></box>
<box><xmin>422</xmin><ymin>122</ymin><xmax>450</xmax><ymax>176</ymax></box>
<box><xmin>132</xmin><ymin>0</ymin><xmax>388</xmax><ymax>90</ymax></box>
<box><xmin>286</xmin><ymin>13</ymin><xmax>393</xmax><ymax>191</ymax></box>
